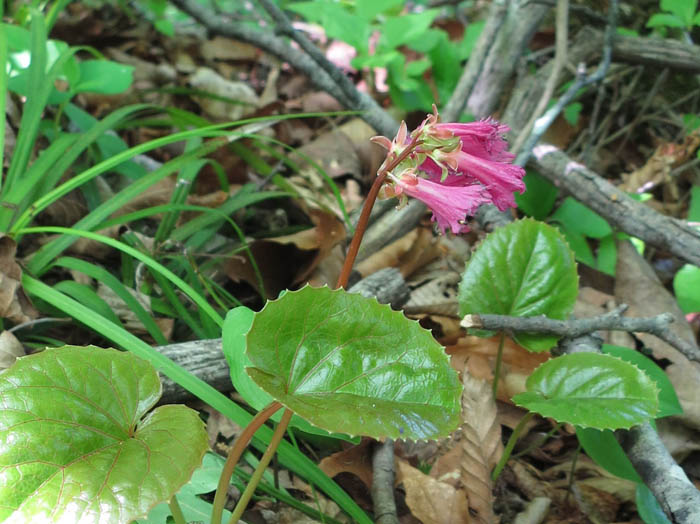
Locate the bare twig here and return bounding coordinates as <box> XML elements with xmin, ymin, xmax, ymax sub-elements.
<box><xmin>515</xmin><ymin>0</ymin><xmax>618</xmax><ymax>165</ymax></box>
<box><xmin>462</xmin><ymin>305</ymin><xmax>700</xmax><ymax>362</ymax></box>
<box><xmin>511</xmin><ymin>0</ymin><xmax>569</xmax><ymax>154</ymax></box>
<box><xmin>371</xmin><ymin>439</ymin><xmax>399</xmax><ymax>524</ymax></box>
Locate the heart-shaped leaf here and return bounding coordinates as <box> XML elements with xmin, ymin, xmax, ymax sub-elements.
<box><xmin>223</xmin><ymin>306</ymin><xmax>358</xmax><ymax>442</ymax></box>
<box><xmin>458</xmin><ymin>218</ymin><xmax>578</xmax><ymax>351</ymax></box>
<box><xmin>245</xmin><ymin>286</ymin><xmax>462</xmax><ymax>440</ymax></box>
<box><xmin>0</xmin><ymin>346</ymin><xmax>208</xmax><ymax>523</ymax></box>
<box><xmin>513</xmin><ymin>353</ymin><xmax>658</xmax><ymax>429</ymax></box>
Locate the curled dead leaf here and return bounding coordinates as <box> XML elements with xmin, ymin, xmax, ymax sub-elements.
<box><xmin>396</xmin><ymin>459</ymin><xmax>471</xmax><ymax>524</ymax></box>
<box><xmin>0</xmin><ymin>235</ymin><xmax>38</xmax><ymax>324</ymax></box>
<box><xmin>0</xmin><ymin>330</ymin><xmax>26</xmax><ymax>371</ymax></box>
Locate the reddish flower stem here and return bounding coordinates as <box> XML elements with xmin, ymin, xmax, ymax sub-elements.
<box><xmin>335</xmin><ymin>137</ymin><xmax>422</xmax><ymax>289</ymax></box>
<box><xmin>211</xmin><ymin>401</ymin><xmax>282</xmax><ymax>524</ymax></box>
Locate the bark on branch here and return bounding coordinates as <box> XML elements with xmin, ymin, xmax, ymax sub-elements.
<box><xmin>531</xmin><ymin>144</ymin><xmax>700</xmax><ymax>268</ymax></box>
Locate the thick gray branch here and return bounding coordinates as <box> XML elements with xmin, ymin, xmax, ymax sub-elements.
<box><xmin>170</xmin><ymin>0</ymin><xmax>399</xmax><ymax>137</ymax></box>
<box><xmin>531</xmin><ymin>144</ymin><xmax>700</xmax><ymax>267</ymax></box>
<box><xmin>618</xmin><ymin>424</ymin><xmax>700</xmax><ymax>523</ymax></box>
<box><xmin>371</xmin><ymin>439</ymin><xmax>399</xmax><ymax>524</ymax></box>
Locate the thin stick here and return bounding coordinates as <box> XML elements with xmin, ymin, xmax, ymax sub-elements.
<box><xmin>211</xmin><ymin>401</ymin><xmax>282</xmax><ymax>524</ymax></box>
<box><xmin>228</xmin><ymin>409</ymin><xmax>294</xmax><ymax>524</ymax></box>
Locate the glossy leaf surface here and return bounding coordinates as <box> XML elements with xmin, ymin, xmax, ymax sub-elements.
<box><xmin>223</xmin><ymin>306</ymin><xmax>357</xmax><ymax>442</ymax></box>
<box><xmin>513</xmin><ymin>353</ymin><xmax>658</xmax><ymax>429</ymax></box>
<box><xmin>458</xmin><ymin>219</ymin><xmax>578</xmax><ymax>351</ymax></box>
<box><xmin>245</xmin><ymin>286</ymin><xmax>462</xmax><ymax>439</ymax></box>
<box><xmin>0</xmin><ymin>346</ymin><xmax>208</xmax><ymax>523</ymax></box>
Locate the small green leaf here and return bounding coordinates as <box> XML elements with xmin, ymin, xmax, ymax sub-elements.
<box><xmin>596</xmin><ymin>234</ymin><xmax>617</xmax><ymax>276</ymax></box>
<box><xmin>355</xmin><ymin>0</ymin><xmax>403</xmax><ymax>20</ymax></box>
<box><xmin>687</xmin><ymin>185</ymin><xmax>700</xmax><ymax>221</ymax></box>
<box><xmin>601</xmin><ymin>344</ymin><xmax>682</xmax><ymax>418</ymax></box>
<box><xmin>513</xmin><ymin>353</ymin><xmax>659</xmax><ymax>429</ymax></box>
<box><xmin>563</xmin><ymin>102</ymin><xmax>582</xmax><ymax>126</ymax></box>
<box><xmin>673</xmin><ymin>264</ymin><xmax>700</xmax><ymax>313</ymax></box>
<box><xmin>636</xmin><ymin>483</ymin><xmax>672</xmax><ymax>524</ymax></box>
<box><xmin>661</xmin><ymin>0</ymin><xmax>697</xmax><ymax>25</ymax></box>
<box><xmin>515</xmin><ymin>170</ymin><xmax>559</xmax><ymax>220</ymax></box>
<box><xmin>245</xmin><ymin>286</ymin><xmax>462</xmax><ymax>439</ymax></box>
<box><xmin>222</xmin><ymin>307</ymin><xmax>359</xmax><ymax>442</ymax></box>
<box><xmin>0</xmin><ymin>346</ymin><xmax>208</xmax><ymax>523</ymax></box>
<box><xmin>576</xmin><ymin>427</ymin><xmax>642</xmax><ymax>483</ymax></box>
<box><xmin>550</xmin><ymin>197</ymin><xmax>612</xmax><ymax>238</ymax></box>
<box><xmin>458</xmin><ymin>219</ymin><xmax>578</xmax><ymax>352</ymax></box>
<box><xmin>74</xmin><ymin>60</ymin><xmax>134</xmax><ymax>94</ymax></box>
<box><xmin>646</xmin><ymin>13</ymin><xmax>686</xmax><ymax>28</ymax></box>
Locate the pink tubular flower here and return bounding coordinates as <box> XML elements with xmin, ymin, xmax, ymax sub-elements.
<box><xmin>388</xmin><ymin>171</ymin><xmax>490</xmax><ymax>234</ymax></box>
<box><xmin>372</xmin><ymin>107</ymin><xmax>526</xmax><ymax>234</ymax></box>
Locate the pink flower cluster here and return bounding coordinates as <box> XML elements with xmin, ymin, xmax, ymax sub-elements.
<box><xmin>371</xmin><ymin>108</ymin><xmax>526</xmax><ymax>234</ymax></box>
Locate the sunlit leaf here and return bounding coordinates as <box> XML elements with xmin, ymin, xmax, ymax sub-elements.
<box><xmin>458</xmin><ymin>219</ymin><xmax>578</xmax><ymax>351</ymax></box>
<box><xmin>0</xmin><ymin>346</ymin><xmax>208</xmax><ymax>523</ymax></box>
<box><xmin>245</xmin><ymin>286</ymin><xmax>462</xmax><ymax>439</ymax></box>
<box><xmin>513</xmin><ymin>353</ymin><xmax>658</xmax><ymax>429</ymax></box>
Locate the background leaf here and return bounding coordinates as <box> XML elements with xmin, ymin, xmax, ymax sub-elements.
<box><xmin>513</xmin><ymin>353</ymin><xmax>659</xmax><ymax>429</ymax></box>
<box><xmin>601</xmin><ymin>344</ymin><xmax>682</xmax><ymax>418</ymax></box>
<box><xmin>458</xmin><ymin>219</ymin><xmax>578</xmax><ymax>351</ymax></box>
<box><xmin>0</xmin><ymin>346</ymin><xmax>208</xmax><ymax>523</ymax></box>
<box><xmin>245</xmin><ymin>286</ymin><xmax>462</xmax><ymax>439</ymax></box>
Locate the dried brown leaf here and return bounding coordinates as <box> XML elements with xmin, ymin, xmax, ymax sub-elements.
<box><xmin>0</xmin><ymin>235</ymin><xmax>38</xmax><ymax>324</ymax></box>
<box><xmin>0</xmin><ymin>330</ymin><xmax>26</xmax><ymax>371</ymax></box>
<box><xmin>397</xmin><ymin>459</ymin><xmax>471</xmax><ymax>524</ymax></box>
<box><xmin>459</xmin><ymin>371</ymin><xmax>503</xmax><ymax>524</ymax></box>
<box><xmin>615</xmin><ymin>240</ymin><xmax>696</xmax><ymax>364</ymax></box>
<box><xmin>318</xmin><ymin>439</ymin><xmax>374</xmax><ymax>489</ymax></box>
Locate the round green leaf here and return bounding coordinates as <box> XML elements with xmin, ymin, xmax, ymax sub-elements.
<box><xmin>0</xmin><ymin>346</ymin><xmax>208</xmax><ymax>523</ymax></box>
<box><xmin>513</xmin><ymin>353</ymin><xmax>659</xmax><ymax>429</ymax></box>
<box><xmin>458</xmin><ymin>218</ymin><xmax>579</xmax><ymax>351</ymax></box>
<box><xmin>245</xmin><ymin>286</ymin><xmax>462</xmax><ymax>440</ymax></box>
<box><xmin>222</xmin><ymin>307</ymin><xmax>357</xmax><ymax>442</ymax></box>
<box><xmin>673</xmin><ymin>264</ymin><xmax>700</xmax><ymax>314</ymax></box>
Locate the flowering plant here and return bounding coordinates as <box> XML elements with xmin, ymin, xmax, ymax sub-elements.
<box><xmin>371</xmin><ymin>107</ymin><xmax>526</xmax><ymax>234</ymax></box>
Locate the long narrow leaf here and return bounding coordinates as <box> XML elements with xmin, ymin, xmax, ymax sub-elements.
<box><xmin>20</xmin><ymin>226</ymin><xmax>223</xmax><ymax>327</ymax></box>
<box><xmin>25</xmin><ymin>141</ymin><xmax>225</xmax><ymax>274</ymax></box>
<box><xmin>0</xmin><ymin>25</ymin><xmax>7</xmax><ymax>191</ymax></box>
<box><xmin>52</xmin><ymin>256</ymin><xmax>168</xmax><ymax>345</ymax></box>
<box><xmin>21</xmin><ymin>275</ymin><xmax>372</xmax><ymax>524</ymax></box>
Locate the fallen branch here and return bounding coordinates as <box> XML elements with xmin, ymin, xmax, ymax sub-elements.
<box><xmin>170</xmin><ymin>0</ymin><xmax>398</xmax><ymax>137</ymax></box>
<box><xmin>531</xmin><ymin>143</ymin><xmax>700</xmax><ymax>267</ymax></box>
<box><xmin>461</xmin><ymin>305</ymin><xmax>700</xmax><ymax>362</ymax></box>
<box><xmin>555</xmin><ymin>334</ymin><xmax>700</xmax><ymax>524</ymax></box>
<box><xmin>617</xmin><ymin>424</ymin><xmax>700</xmax><ymax>523</ymax></box>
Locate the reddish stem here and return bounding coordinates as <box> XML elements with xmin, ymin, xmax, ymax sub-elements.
<box><xmin>335</xmin><ymin>137</ymin><xmax>422</xmax><ymax>289</ymax></box>
<box><xmin>211</xmin><ymin>401</ymin><xmax>282</xmax><ymax>524</ymax></box>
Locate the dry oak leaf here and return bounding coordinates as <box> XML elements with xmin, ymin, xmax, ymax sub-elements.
<box><xmin>459</xmin><ymin>371</ymin><xmax>503</xmax><ymax>524</ymax></box>
<box><xmin>318</xmin><ymin>439</ymin><xmax>374</xmax><ymax>489</ymax></box>
<box><xmin>0</xmin><ymin>330</ymin><xmax>26</xmax><ymax>371</ymax></box>
<box><xmin>0</xmin><ymin>235</ymin><xmax>38</xmax><ymax>324</ymax></box>
<box><xmin>397</xmin><ymin>459</ymin><xmax>471</xmax><ymax>524</ymax></box>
